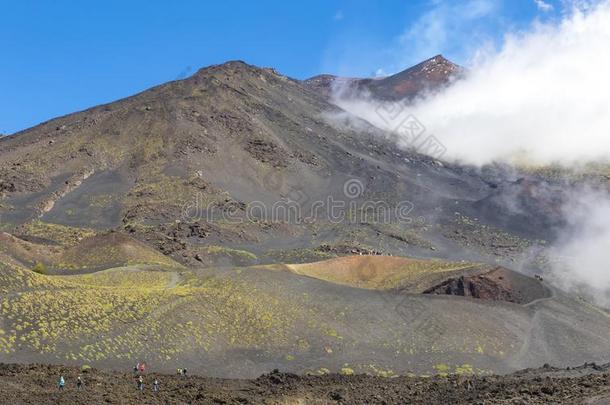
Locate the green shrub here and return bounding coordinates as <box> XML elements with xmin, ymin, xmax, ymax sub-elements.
<box><xmin>31</xmin><ymin>262</ymin><xmax>48</xmax><ymax>275</ymax></box>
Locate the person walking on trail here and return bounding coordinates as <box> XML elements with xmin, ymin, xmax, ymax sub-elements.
<box><xmin>76</xmin><ymin>376</ymin><xmax>83</xmax><ymax>391</ymax></box>
<box><xmin>138</xmin><ymin>375</ymin><xmax>144</xmax><ymax>391</ymax></box>
<box><xmin>139</xmin><ymin>362</ymin><xmax>146</xmax><ymax>374</ymax></box>
<box><xmin>153</xmin><ymin>378</ymin><xmax>159</xmax><ymax>392</ymax></box>
<box><xmin>58</xmin><ymin>376</ymin><xmax>65</xmax><ymax>391</ymax></box>
<box><xmin>182</xmin><ymin>368</ymin><xmax>188</xmax><ymax>377</ymax></box>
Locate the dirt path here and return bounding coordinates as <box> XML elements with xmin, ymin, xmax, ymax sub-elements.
<box><xmin>524</xmin><ymin>284</ymin><xmax>555</xmax><ymax>307</ymax></box>
<box><xmin>508</xmin><ymin>287</ymin><xmax>556</xmax><ymax>369</ymax></box>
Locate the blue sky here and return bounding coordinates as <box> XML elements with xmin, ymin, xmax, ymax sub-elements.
<box><xmin>0</xmin><ymin>0</ymin><xmax>562</xmax><ymax>134</ymax></box>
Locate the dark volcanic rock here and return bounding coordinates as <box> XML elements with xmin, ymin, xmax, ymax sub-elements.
<box><xmin>1</xmin><ymin>362</ymin><xmax>610</xmax><ymax>404</ymax></box>
<box><xmin>424</xmin><ymin>267</ymin><xmax>551</xmax><ymax>304</ymax></box>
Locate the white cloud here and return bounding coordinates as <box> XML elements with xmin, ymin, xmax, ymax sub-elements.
<box><xmin>409</xmin><ymin>1</ymin><xmax>610</xmax><ymax>166</ymax></box>
<box><xmin>534</xmin><ymin>0</ymin><xmax>554</xmax><ymax>11</ymax></box>
<box><xmin>548</xmin><ymin>188</ymin><xmax>610</xmax><ymax>307</ymax></box>
<box><xmin>335</xmin><ymin>1</ymin><xmax>610</xmax><ymax>166</ymax></box>
<box><xmin>561</xmin><ymin>0</ymin><xmax>597</xmax><ymax>12</ymax></box>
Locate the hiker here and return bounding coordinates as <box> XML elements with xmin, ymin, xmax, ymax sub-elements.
<box><xmin>137</xmin><ymin>375</ymin><xmax>144</xmax><ymax>391</ymax></box>
<box><xmin>153</xmin><ymin>378</ymin><xmax>159</xmax><ymax>392</ymax></box>
<box><xmin>76</xmin><ymin>376</ymin><xmax>83</xmax><ymax>391</ymax></box>
<box><xmin>177</xmin><ymin>368</ymin><xmax>182</xmax><ymax>375</ymax></box>
<box><xmin>182</xmin><ymin>367</ymin><xmax>188</xmax><ymax>377</ymax></box>
<box><xmin>58</xmin><ymin>375</ymin><xmax>65</xmax><ymax>391</ymax></box>
<box><xmin>139</xmin><ymin>362</ymin><xmax>146</xmax><ymax>374</ymax></box>
<box><xmin>133</xmin><ymin>365</ymin><xmax>139</xmax><ymax>374</ymax></box>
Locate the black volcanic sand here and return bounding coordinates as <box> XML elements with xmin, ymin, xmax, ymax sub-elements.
<box><xmin>1</xmin><ymin>362</ymin><xmax>609</xmax><ymax>404</ymax></box>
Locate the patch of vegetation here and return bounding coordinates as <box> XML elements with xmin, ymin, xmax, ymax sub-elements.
<box><xmin>442</xmin><ymin>213</ymin><xmax>539</xmax><ymax>259</ymax></box>
<box><xmin>0</xmin><ymin>262</ymin><xmax>314</xmax><ymax>363</ymax></box>
<box><xmin>122</xmin><ymin>172</ymin><xmax>221</xmax><ymax>224</ymax></box>
<box><xmin>367</xmin><ymin>364</ymin><xmax>395</xmax><ymax>377</ymax></box>
<box><xmin>262</xmin><ymin>248</ymin><xmax>336</xmax><ymax>264</ymax></box>
<box><xmin>340</xmin><ymin>366</ymin><xmax>354</xmax><ymax>375</ymax></box>
<box><xmin>31</xmin><ymin>262</ymin><xmax>48</xmax><ymax>275</ymax></box>
<box><xmin>433</xmin><ymin>363</ymin><xmax>450</xmax><ymax>377</ymax></box>
<box><xmin>58</xmin><ymin>233</ymin><xmax>182</xmax><ymax>270</ymax></box>
<box><xmin>199</xmin><ymin>246</ymin><xmax>258</xmax><ymax>265</ymax></box>
<box><xmin>16</xmin><ymin>221</ymin><xmax>96</xmax><ymax>247</ymax></box>
<box><xmin>67</xmin><ymin>267</ymin><xmax>173</xmax><ymax>288</ymax></box>
<box><xmin>367</xmin><ymin>222</ymin><xmax>435</xmax><ymax>250</ymax></box>
<box><xmin>0</xmin><ymin>262</ymin><xmax>68</xmax><ymax>293</ymax></box>
<box><xmin>455</xmin><ymin>364</ymin><xmax>474</xmax><ymax>375</ymax></box>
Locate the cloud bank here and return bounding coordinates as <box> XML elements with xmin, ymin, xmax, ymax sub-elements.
<box><xmin>411</xmin><ymin>1</ymin><xmax>610</xmax><ymax>165</ymax></box>
<box><xmin>549</xmin><ymin>189</ymin><xmax>610</xmax><ymax>306</ymax></box>
<box><xmin>337</xmin><ymin>1</ymin><xmax>610</xmax><ymax>166</ymax></box>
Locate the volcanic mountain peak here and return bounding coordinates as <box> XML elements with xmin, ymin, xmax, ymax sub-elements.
<box><xmin>303</xmin><ymin>54</ymin><xmax>461</xmax><ymax>101</ymax></box>
<box><xmin>371</xmin><ymin>54</ymin><xmax>462</xmax><ymax>99</ymax></box>
<box><xmin>410</xmin><ymin>54</ymin><xmax>462</xmax><ymax>80</ymax></box>
<box><xmin>192</xmin><ymin>59</ymin><xmax>269</xmax><ymax>78</ymax></box>
<box><xmin>418</xmin><ymin>54</ymin><xmax>458</xmax><ymax>69</ymax></box>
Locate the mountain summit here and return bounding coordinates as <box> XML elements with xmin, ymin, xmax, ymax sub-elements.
<box><xmin>304</xmin><ymin>54</ymin><xmax>461</xmax><ymax>100</ymax></box>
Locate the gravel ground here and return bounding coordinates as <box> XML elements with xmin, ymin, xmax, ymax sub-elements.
<box><xmin>1</xmin><ymin>362</ymin><xmax>609</xmax><ymax>404</ymax></box>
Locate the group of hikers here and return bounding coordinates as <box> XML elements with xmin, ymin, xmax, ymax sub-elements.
<box><xmin>56</xmin><ymin>375</ymin><xmax>84</xmax><ymax>391</ymax></box>
<box><xmin>57</xmin><ymin>362</ymin><xmax>189</xmax><ymax>392</ymax></box>
<box><xmin>133</xmin><ymin>362</ymin><xmax>163</xmax><ymax>392</ymax></box>
<box><xmin>58</xmin><ymin>373</ymin><xmax>161</xmax><ymax>393</ymax></box>
<box><xmin>133</xmin><ymin>362</ymin><xmax>161</xmax><ymax>392</ymax></box>
<box><xmin>135</xmin><ymin>375</ymin><xmax>160</xmax><ymax>392</ymax></box>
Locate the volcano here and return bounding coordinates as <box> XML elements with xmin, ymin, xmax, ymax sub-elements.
<box><xmin>0</xmin><ymin>57</ymin><xmax>609</xmax><ymax>379</ymax></box>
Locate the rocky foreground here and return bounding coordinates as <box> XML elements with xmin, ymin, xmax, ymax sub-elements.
<box><xmin>1</xmin><ymin>363</ymin><xmax>609</xmax><ymax>404</ymax></box>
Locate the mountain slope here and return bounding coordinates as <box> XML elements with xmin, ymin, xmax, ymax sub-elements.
<box><xmin>0</xmin><ymin>60</ymin><xmax>564</xmax><ymax>270</ymax></box>
<box><xmin>0</xmin><ymin>256</ymin><xmax>608</xmax><ymax>378</ymax></box>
